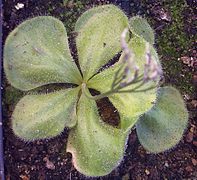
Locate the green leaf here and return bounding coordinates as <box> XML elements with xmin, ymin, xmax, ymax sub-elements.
<box><xmin>12</xmin><ymin>87</ymin><xmax>80</xmax><ymax>140</ymax></box>
<box><xmin>109</xmin><ymin>90</ymin><xmax>156</xmax><ymax>132</ymax></box>
<box><xmin>76</xmin><ymin>5</ymin><xmax>129</xmax><ymax>80</ymax></box>
<box><xmin>75</xmin><ymin>5</ymin><xmax>112</xmax><ymax>31</ymax></box>
<box><xmin>88</xmin><ymin>36</ymin><xmax>160</xmax><ymax>131</ymax></box>
<box><xmin>4</xmin><ymin>16</ymin><xmax>82</xmax><ymax>91</ymax></box>
<box><xmin>136</xmin><ymin>86</ymin><xmax>188</xmax><ymax>153</ymax></box>
<box><xmin>129</xmin><ymin>16</ymin><xmax>155</xmax><ymax>45</ymax></box>
<box><xmin>67</xmin><ymin>89</ymin><xmax>127</xmax><ymax>176</ymax></box>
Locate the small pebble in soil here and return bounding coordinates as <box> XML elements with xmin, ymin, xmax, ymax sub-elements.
<box><xmin>164</xmin><ymin>162</ymin><xmax>169</xmax><ymax>167</ymax></box>
<box><xmin>191</xmin><ymin>100</ymin><xmax>197</xmax><ymax>108</ymax></box>
<box><xmin>185</xmin><ymin>165</ymin><xmax>193</xmax><ymax>172</ymax></box>
<box><xmin>19</xmin><ymin>174</ymin><xmax>30</xmax><ymax>180</ymax></box>
<box><xmin>193</xmin><ymin>141</ymin><xmax>197</xmax><ymax>146</ymax></box>
<box><xmin>152</xmin><ymin>6</ymin><xmax>171</xmax><ymax>22</ymax></box>
<box><xmin>186</xmin><ymin>131</ymin><xmax>194</xmax><ymax>143</ymax></box>
<box><xmin>145</xmin><ymin>169</ymin><xmax>150</xmax><ymax>175</ymax></box>
<box><xmin>180</xmin><ymin>56</ymin><xmax>197</xmax><ymax>67</ymax></box>
<box><xmin>192</xmin><ymin>158</ymin><xmax>197</xmax><ymax>166</ymax></box>
<box><xmin>122</xmin><ymin>173</ymin><xmax>130</xmax><ymax>180</ymax></box>
<box><xmin>183</xmin><ymin>94</ymin><xmax>191</xmax><ymax>101</ymax></box>
<box><xmin>43</xmin><ymin>157</ymin><xmax>55</xmax><ymax>170</ymax></box>
<box><xmin>15</xmin><ymin>3</ymin><xmax>24</xmax><ymax>10</ymax></box>
<box><xmin>193</xmin><ymin>74</ymin><xmax>197</xmax><ymax>85</ymax></box>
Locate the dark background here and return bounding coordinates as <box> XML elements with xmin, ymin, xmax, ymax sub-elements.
<box><xmin>2</xmin><ymin>0</ymin><xmax>197</xmax><ymax>179</ymax></box>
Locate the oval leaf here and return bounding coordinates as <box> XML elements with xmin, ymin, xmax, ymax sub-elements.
<box><xmin>67</xmin><ymin>89</ymin><xmax>127</xmax><ymax>176</ymax></box>
<box><xmin>76</xmin><ymin>5</ymin><xmax>129</xmax><ymax>80</ymax></box>
<box><xmin>129</xmin><ymin>16</ymin><xmax>155</xmax><ymax>45</ymax></box>
<box><xmin>4</xmin><ymin>16</ymin><xmax>82</xmax><ymax>91</ymax></box>
<box><xmin>75</xmin><ymin>5</ymin><xmax>113</xmax><ymax>31</ymax></box>
<box><xmin>136</xmin><ymin>86</ymin><xmax>188</xmax><ymax>153</ymax></box>
<box><xmin>12</xmin><ymin>87</ymin><xmax>80</xmax><ymax>140</ymax></box>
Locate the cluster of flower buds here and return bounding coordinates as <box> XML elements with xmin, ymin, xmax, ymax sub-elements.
<box><xmin>143</xmin><ymin>43</ymin><xmax>163</xmax><ymax>82</ymax></box>
<box><xmin>116</xmin><ymin>28</ymin><xmax>162</xmax><ymax>91</ymax></box>
<box><xmin>120</xmin><ymin>29</ymin><xmax>139</xmax><ymax>85</ymax></box>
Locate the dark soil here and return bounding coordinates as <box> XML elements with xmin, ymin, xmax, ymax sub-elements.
<box><xmin>2</xmin><ymin>0</ymin><xmax>197</xmax><ymax>179</ymax></box>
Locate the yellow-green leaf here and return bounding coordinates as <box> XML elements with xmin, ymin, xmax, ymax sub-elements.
<box><xmin>12</xmin><ymin>87</ymin><xmax>80</xmax><ymax>140</ymax></box>
<box><xmin>76</xmin><ymin>5</ymin><xmax>129</xmax><ymax>80</ymax></box>
<box><xmin>129</xmin><ymin>16</ymin><xmax>155</xmax><ymax>45</ymax></box>
<box><xmin>67</xmin><ymin>89</ymin><xmax>127</xmax><ymax>176</ymax></box>
<box><xmin>136</xmin><ymin>86</ymin><xmax>188</xmax><ymax>153</ymax></box>
<box><xmin>4</xmin><ymin>16</ymin><xmax>82</xmax><ymax>91</ymax></box>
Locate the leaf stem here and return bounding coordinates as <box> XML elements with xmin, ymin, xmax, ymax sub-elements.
<box><xmin>82</xmin><ymin>73</ymin><xmax>154</xmax><ymax>101</ymax></box>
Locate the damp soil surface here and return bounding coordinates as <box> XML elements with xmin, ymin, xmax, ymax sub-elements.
<box><xmin>2</xmin><ymin>0</ymin><xmax>197</xmax><ymax>179</ymax></box>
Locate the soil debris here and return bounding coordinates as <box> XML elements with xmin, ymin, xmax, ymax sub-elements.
<box><xmin>43</xmin><ymin>157</ymin><xmax>55</xmax><ymax>170</ymax></box>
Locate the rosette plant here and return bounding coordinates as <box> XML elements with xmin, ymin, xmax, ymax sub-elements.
<box><xmin>4</xmin><ymin>5</ymin><xmax>188</xmax><ymax>177</ymax></box>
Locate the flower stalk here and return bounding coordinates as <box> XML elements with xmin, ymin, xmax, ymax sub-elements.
<box><xmin>84</xmin><ymin>29</ymin><xmax>162</xmax><ymax>101</ymax></box>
